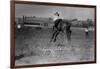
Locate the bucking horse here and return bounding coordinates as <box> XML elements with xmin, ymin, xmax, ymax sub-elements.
<box><xmin>50</xmin><ymin>19</ymin><xmax>72</xmax><ymax>43</ymax></box>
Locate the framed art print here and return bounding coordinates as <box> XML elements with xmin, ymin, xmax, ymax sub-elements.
<box><xmin>10</xmin><ymin>1</ymin><xmax>96</xmax><ymax>68</ymax></box>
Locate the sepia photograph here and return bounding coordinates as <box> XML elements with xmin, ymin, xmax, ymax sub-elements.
<box><xmin>11</xmin><ymin>1</ymin><xmax>96</xmax><ymax>68</ymax></box>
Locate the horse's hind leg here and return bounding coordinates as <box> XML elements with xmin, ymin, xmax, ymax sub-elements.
<box><xmin>66</xmin><ymin>31</ymin><xmax>71</xmax><ymax>45</ymax></box>
<box><xmin>68</xmin><ymin>34</ymin><xmax>71</xmax><ymax>41</ymax></box>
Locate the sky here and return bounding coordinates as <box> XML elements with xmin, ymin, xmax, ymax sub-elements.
<box><xmin>15</xmin><ymin>4</ymin><xmax>95</xmax><ymax>20</ymax></box>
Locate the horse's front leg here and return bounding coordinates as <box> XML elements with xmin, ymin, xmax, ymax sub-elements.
<box><xmin>50</xmin><ymin>30</ymin><xmax>57</xmax><ymax>42</ymax></box>
<box><xmin>53</xmin><ymin>31</ymin><xmax>60</xmax><ymax>42</ymax></box>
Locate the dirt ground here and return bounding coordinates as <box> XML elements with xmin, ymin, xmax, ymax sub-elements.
<box><xmin>15</xmin><ymin>26</ymin><xmax>94</xmax><ymax>65</ymax></box>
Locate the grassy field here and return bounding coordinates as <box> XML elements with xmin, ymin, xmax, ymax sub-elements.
<box><xmin>15</xmin><ymin>26</ymin><xmax>94</xmax><ymax>65</ymax></box>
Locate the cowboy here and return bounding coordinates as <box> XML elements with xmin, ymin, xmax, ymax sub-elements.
<box><xmin>53</xmin><ymin>12</ymin><xmax>62</xmax><ymax>31</ymax></box>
